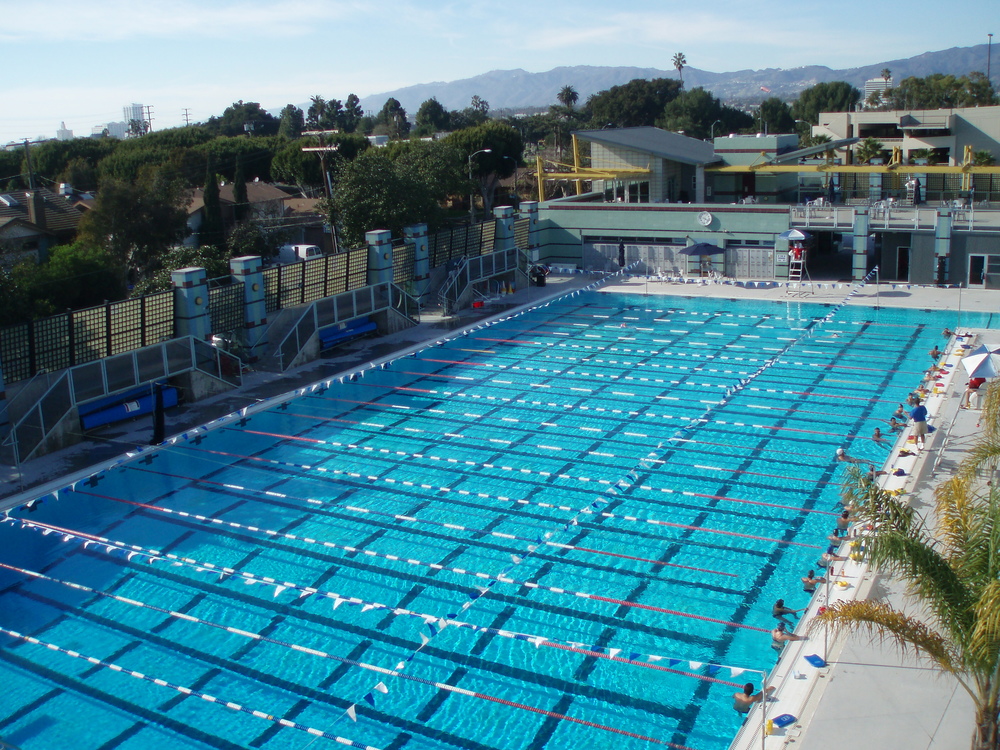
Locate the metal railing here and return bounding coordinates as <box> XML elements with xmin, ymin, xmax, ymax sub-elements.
<box><xmin>5</xmin><ymin>336</ymin><xmax>242</xmax><ymax>463</ymax></box>
<box><xmin>274</xmin><ymin>282</ymin><xmax>419</xmax><ymax>371</ymax></box>
<box><xmin>437</xmin><ymin>247</ymin><xmax>528</xmax><ymax>312</ymax></box>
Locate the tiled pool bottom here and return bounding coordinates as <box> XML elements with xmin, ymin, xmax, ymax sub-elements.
<box><xmin>0</xmin><ymin>291</ymin><xmax>989</xmax><ymax>750</ymax></box>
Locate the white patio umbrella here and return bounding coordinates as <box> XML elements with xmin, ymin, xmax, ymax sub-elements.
<box><xmin>962</xmin><ymin>344</ymin><xmax>1000</xmax><ymax>378</ymax></box>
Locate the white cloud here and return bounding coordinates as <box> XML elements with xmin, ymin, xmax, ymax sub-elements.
<box><xmin>0</xmin><ymin>0</ymin><xmax>368</xmax><ymax>43</ymax></box>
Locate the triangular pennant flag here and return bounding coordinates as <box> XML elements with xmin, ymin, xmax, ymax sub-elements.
<box><xmin>363</xmin><ymin>693</ymin><xmax>376</xmax><ymax>707</ymax></box>
<box><xmin>667</xmin><ymin>658</ymin><xmax>680</xmax><ymax>667</ymax></box>
<box><xmin>395</xmin><ymin>662</ymin><xmax>405</xmax><ymax>671</ymax></box>
<box><xmin>420</xmin><ymin>633</ymin><xmax>430</xmax><ymax>646</ymax></box>
<box><xmin>346</xmin><ymin>705</ymin><xmax>357</xmax><ymax>722</ymax></box>
<box><xmin>374</xmin><ymin>681</ymin><xmax>389</xmax><ymax>694</ymax></box>
<box><xmin>629</xmin><ymin>652</ymin><xmax>641</xmax><ymax>662</ymax></box>
<box><xmin>648</xmin><ymin>655</ymin><xmax>662</xmax><ymax>662</ymax></box>
<box><xmin>608</xmin><ymin>648</ymin><xmax>621</xmax><ymax>659</ymax></box>
<box><xmin>273</xmin><ymin>586</ymin><xmax>286</xmax><ymax>598</ymax></box>
<box><xmin>730</xmin><ymin>668</ymin><xmax>745</xmax><ymax>678</ymax></box>
<box><xmin>333</xmin><ymin>598</ymin><xmax>344</xmax><ymax>609</ymax></box>
<box><xmin>708</xmin><ymin>665</ymin><xmax>722</xmax><ymax>676</ymax></box>
<box><xmin>688</xmin><ymin>661</ymin><xmax>703</xmax><ymax>670</ymax></box>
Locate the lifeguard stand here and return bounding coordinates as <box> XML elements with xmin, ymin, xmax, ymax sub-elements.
<box><xmin>787</xmin><ymin>244</ymin><xmax>813</xmax><ymax>290</ymax></box>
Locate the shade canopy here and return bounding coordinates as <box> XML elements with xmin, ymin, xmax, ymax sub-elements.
<box><xmin>778</xmin><ymin>229</ymin><xmax>811</xmax><ymax>241</ymax></box>
<box><xmin>679</xmin><ymin>242</ymin><xmax>726</xmax><ymax>256</ymax></box>
<box><xmin>962</xmin><ymin>344</ymin><xmax>1000</xmax><ymax>378</ymax></box>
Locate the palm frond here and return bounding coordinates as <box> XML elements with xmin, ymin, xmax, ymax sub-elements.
<box><xmin>969</xmin><ymin>581</ymin><xmax>1000</xmax><ymax>668</ymax></box>
<box><xmin>812</xmin><ymin>600</ymin><xmax>958</xmax><ymax>671</ymax></box>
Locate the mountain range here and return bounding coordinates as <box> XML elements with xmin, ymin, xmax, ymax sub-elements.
<box><xmin>354</xmin><ymin>44</ymin><xmax>995</xmax><ymax>115</ymax></box>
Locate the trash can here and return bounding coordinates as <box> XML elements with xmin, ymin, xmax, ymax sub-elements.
<box><xmin>533</xmin><ymin>272</ymin><xmax>546</xmax><ymax>287</ymax></box>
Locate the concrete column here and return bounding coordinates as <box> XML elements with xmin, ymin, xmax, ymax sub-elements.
<box><xmin>171</xmin><ymin>267</ymin><xmax>211</xmax><ymax>340</ymax></box>
<box><xmin>0</xmin><ymin>352</ymin><xmax>8</xmax><ymax>440</ymax></box>
<box><xmin>493</xmin><ymin>206</ymin><xmax>515</xmax><ymax>251</ymax></box>
<box><xmin>366</xmin><ymin>229</ymin><xmax>393</xmax><ymax>287</ymax></box>
<box><xmin>520</xmin><ymin>201</ymin><xmax>540</xmax><ymax>262</ymax></box>
<box><xmin>694</xmin><ymin>165</ymin><xmax>706</xmax><ymax>203</ymax></box>
<box><xmin>230</xmin><ymin>255</ymin><xmax>267</xmax><ymax>362</ymax></box>
<box><xmin>851</xmin><ymin>209</ymin><xmax>870</xmax><ymax>282</ymax></box>
<box><xmin>403</xmin><ymin>223</ymin><xmax>430</xmax><ymax>298</ymax></box>
<box><xmin>934</xmin><ymin>210</ymin><xmax>953</xmax><ymax>285</ymax></box>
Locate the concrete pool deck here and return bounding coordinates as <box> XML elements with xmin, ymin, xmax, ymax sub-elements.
<box><xmin>2</xmin><ymin>271</ymin><xmax>996</xmax><ymax>750</ymax></box>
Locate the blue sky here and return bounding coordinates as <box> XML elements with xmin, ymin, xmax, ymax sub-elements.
<box><xmin>1</xmin><ymin>0</ymin><xmax>995</xmax><ymax>144</ymax></box>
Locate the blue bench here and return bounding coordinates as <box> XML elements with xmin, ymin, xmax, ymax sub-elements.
<box><xmin>79</xmin><ymin>385</ymin><xmax>179</xmax><ymax>431</ymax></box>
<box><xmin>318</xmin><ymin>317</ymin><xmax>377</xmax><ymax>351</ymax></box>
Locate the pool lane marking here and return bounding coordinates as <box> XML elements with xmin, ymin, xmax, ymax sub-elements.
<box><xmin>83</xmin><ymin>479</ymin><xmax>736</xmax><ymax>579</ymax></box>
<box><xmin>12</xmin><ymin>517</ymin><xmax>772</xmax><ymax>633</ymax></box>
<box><xmin>173</xmin><ymin>440</ymin><xmax>835</xmax><ymax>521</ymax></box>
<box><xmin>0</xmin><ymin>561</ymin><xmax>749</xmax><ymax>695</ymax></box>
<box><xmin>0</xmin><ymin>628</ymin><xmax>698</xmax><ymax>750</ymax></box>
<box><xmin>233</xmin><ymin>428</ymin><xmax>843</xmax><ymax>502</ymax></box>
<box><xmin>297</xmin><ymin>394</ymin><xmax>884</xmax><ymax>453</ymax></box>
<box><xmin>0</xmin><ymin>625</ymin><xmax>381</xmax><ymax>749</ymax></box>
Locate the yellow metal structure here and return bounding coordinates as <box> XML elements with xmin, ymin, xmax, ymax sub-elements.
<box><xmin>534</xmin><ymin>139</ymin><xmax>1000</xmax><ymax>201</ymax></box>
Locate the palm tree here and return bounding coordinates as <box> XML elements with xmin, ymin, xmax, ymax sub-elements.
<box><xmin>881</xmin><ymin>68</ymin><xmax>892</xmax><ymax>84</ymax></box>
<box><xmin>557</xmin><ymin>85</ymin><xmax>579</xmax><ymax>111</ymax></box>
<box><xmin>672</xmin><ymin>52</ymin><xmax>687</xmax><ymax>84</ymax></box>
<box><xmin>817</xmin><ymin>383</ymin><xmax>1000</xmax><ymax>750</ymax></box>
<box><xmin>855</xmin><ymin>137</ymin><xmax>884</xmax><ymax>164</ymax></box>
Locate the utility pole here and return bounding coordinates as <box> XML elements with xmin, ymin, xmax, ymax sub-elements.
<box><xmin>22</xmin><ymin>140</ymin><xmax>35</xmax><ymax>189</ymax></box>
<box><xmin>302</xmin><ymin>143</ymin><xmax>341</xmax><ymax>254</ymax></box>
<box><xmin>144</xmin><ymin>105</ymin><xmax>154</xmax><ymax>132</ymax></box>
<box><xmin>182</xmin><ymin>108</ymin><xmax>192</xmax><ymax>126</ymax></box>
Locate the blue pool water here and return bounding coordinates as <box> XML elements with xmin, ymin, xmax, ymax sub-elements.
<box><xmin>0</xmin><ymin>291</ymin><xmax>993</xmax><ymax>750</ymax></box>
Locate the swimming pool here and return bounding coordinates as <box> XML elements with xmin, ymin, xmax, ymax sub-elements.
<box><xmin>0</xmin><ymin>290</ymin><xmax>990</xmax><ymax>750</ymax></box>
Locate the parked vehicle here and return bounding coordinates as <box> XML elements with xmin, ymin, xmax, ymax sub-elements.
<box><xmin>277</xmin><ymin>244</ymin><xmax>323</xmax><ymax>264</ymax></box>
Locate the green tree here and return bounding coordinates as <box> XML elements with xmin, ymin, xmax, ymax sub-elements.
<box><xmin>232</xmin><ymin>158</ymin><xmax>248</xmax><ymax>223</ymax></box>
<box><xmin>330</xmin><ymin>149</ymin><xmax>439</xmax><ymax>246</ymax></box>
<box><xmin>445</xmin><ymin>121</ymin><xmax>523</xmax><ymax>216</ymax></box>
<box><xmin>226</xmin><ymin>219</ymin><xmax>285</xmax><ymax>262</ymax></box>
<box><xmin>206</xmin><ymin>100</ymin><xmax>279</xmax><ymax>137</ymax></box>
<box><xmin>278</xmin><ymin>104</ymin><xmax>305</xmax><ymax>138</ymax></box>
<box><xmin>415</xmin><ymin>98</ymin><xmax>450</xmax><ymax>137</ymax></box>
<box><xmin>306</xmin><ymin>95</ymin><xmax>327</xmax><ymax>130</ymax></box>
<box><xmin>588</xmin><ymin>78</ymin><xmax>684</xmax><ymax>128</ymax></box>
<box><xmin>132</xmin><ymin>244</ymin><xmax>231</xmax><ymax>295</ymax></box>
<box><xmin>881</xmin><ymin>68</ymin><xmax>892</xmax><ymax>84</ymax></box>
<box><xmin>77</xmin><ymin>169</ymin><xmax>190</xmax><ymax>287</ymax></box>
<box><xmin>375</xmin><ymin>98</ymin><xmax>411</xmax><ymax>139</ymax></box>
<box><xmin>883</xmin><ymin>73</ymin><xmax>997</xmax><ymax>110</ymax></box>
<box><xmin>557</xmin><ymin>85</ymin><xmax>579</xmax><ymax>110</ymax></box>
<box><xmin>855</xmin><ymin>137</ymin><xmax>885</xmax><ymax>164</ymax></box>
<box><xmin>672</xmin><ymin>52</ymin><xmax>687</xmax><ymax>84</ymax></box>
<box><xmin>657</xmin><ymin>88</ymin><xmax>752</xmax><ymax>140</ymax></box>
<box><xmin>819</xmin><ymin>385</ymin><xmax>1000</xmax><ymax>750</ymax></box>
<box><xmin>387</xmin><ymin>139</ymin><xmax>467</xmax><ymax>203</ymax></box>
<box><xmin>200</xmin><ymin>170</ymin><xmax>224</xmax><ymax>248</ymax></box>
<box><xmin>758</xmin><ymin>97</ymin><xmax>796</xmax><ymax>134</ymax></box>
<box><xmin>341</xmin><ymin>94</ymin><xmax>364</xmax><ymax>133</ymax></box>
<box><xmin>56</xmin><ymin>157</ymin><xmax>99</xmax><ymax>192</ymax></box>
<box><xmin>790</xmin><ymin>81</ymin><xmax>861</xmax><ymax>125</ymax></box>
<box><xmin>973</xmin><ymin>150</ymin><xmax>997</xmax><ymax>166</ymax></box>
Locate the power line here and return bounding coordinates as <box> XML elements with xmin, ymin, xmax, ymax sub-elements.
<box><xmin>182</xmin><ymin>109</ymin><xmax>192</xmax><ymax>127</ymax></box>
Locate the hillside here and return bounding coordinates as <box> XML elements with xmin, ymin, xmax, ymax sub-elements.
<box><xmin>353</xmin><ymin>44</ymin><xmax>995</xmax><ymax>114</ymax></box>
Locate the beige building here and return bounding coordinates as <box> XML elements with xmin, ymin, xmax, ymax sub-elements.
<box><xmin>813</xmin><ymin>105</ymin><xmax>1000</xmax><ymax>165</ymax></box>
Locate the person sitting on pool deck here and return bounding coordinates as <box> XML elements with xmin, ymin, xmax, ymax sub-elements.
<box><xmin>772</xmin><ymin>598</ymin><xmax>802</xmax><ymax>624</ymax></box>
<box><xmin>733</xmin><ymin>682</ymin><xmax>775</xmax><ymax>714</ymax></box>
<box><xmin>772</xmin><ymin>622</ymin><xmax>807</xmax><ymax>650</ymax></box>
<box><xmin>961</xmin><ymin>377</ymin><xmax>987</xmax><ymax>409</ymax></box>
<box><xmin>910</xmin><ymin>397</ymin><xmax>929</xmax><ymax>450</ymax></box>
<box><xmin>802</xmin><ymin>569</ymin><xmax>826</xmax><ymax>593</ymax></box>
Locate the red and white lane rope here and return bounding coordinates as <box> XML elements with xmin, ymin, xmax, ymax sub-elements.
<box><xmin>0</xmin><ymin>625</ymin><xmax>381</xmax><ymax>749</ymax></box>
<box><xmin>81</xmin><ymin>483</ymin><xmax>737</xmax><ymax>579</ymax></box>
<box><xmin>0</xmin><ymin>561</ymin><xmax>750</xmax><ymax>692</ymax></box>
<box><xmin>10</xmin><ymin>516</ymin><xmax>772</xmax><ymax>634</ymax></box>
<box><xmin>199</xmin><ymin>439</ymin><xmax>829</xmax><ymax>545</ymax></box>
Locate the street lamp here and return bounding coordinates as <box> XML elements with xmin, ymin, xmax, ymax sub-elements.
<box><xmin>989</xmin><ymin>33</ymin><xmax>994</xmax><ymax>84</ymax></box>
<box><xmin>468</xmin><ymin>148</ymin><xmax>492</xmax><ymax>223</ymax></box>
<box><xmin>709</xmin><ymin>119</ymin><xmax>722</xmax><ymax>141</ymax></box>
<box><xmin>503</xmin><ymin>155</ymin><xmax>518</xmax><ymax>207</ymax></box>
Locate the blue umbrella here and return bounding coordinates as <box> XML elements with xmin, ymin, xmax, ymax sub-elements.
<box><xmin>679</xmin><ymin>242</ymin><xmax>726</xmax><ymax>256</ymax></box>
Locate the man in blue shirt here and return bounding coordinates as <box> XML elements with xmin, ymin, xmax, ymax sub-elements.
<box><xmin>910</xmin><ymin>397</ymin><xmax>928</xmax><ymax>450</ymax></box>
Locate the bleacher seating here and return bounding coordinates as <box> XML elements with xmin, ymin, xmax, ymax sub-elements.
<box><xmin>318</xmin><ymin>316</ymin><xmax>377</xmax><ymax>351</ymax></box>
<box><xmin>79</xmin><ymin>385</ymin><xmax>179</xmax><ymax>430</ymax></box>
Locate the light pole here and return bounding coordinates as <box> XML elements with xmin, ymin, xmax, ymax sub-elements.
<box><xmin>989</xmin><ymin>33</ymin><xmax>994</xmax><ymax>85</ymax></box>
<box><xmin>503</xmin><ymin>155</ymin><xmax>518</xmax><ymax>207</ymax></box>
<box><xmin>468</xmin><ymin>148</ymin><xmax>492</xmax><ymax>223</ymax></box>
<box><xmin>709</xmin><ymin>119</ymin><xmax>721</xmax><ymax>141</ymax></box>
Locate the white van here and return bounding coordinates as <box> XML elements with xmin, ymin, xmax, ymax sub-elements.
<box><xmin>277</xmin><ymin>244</ymin><xmax>323</xmax><ymax>264</ymax></box>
